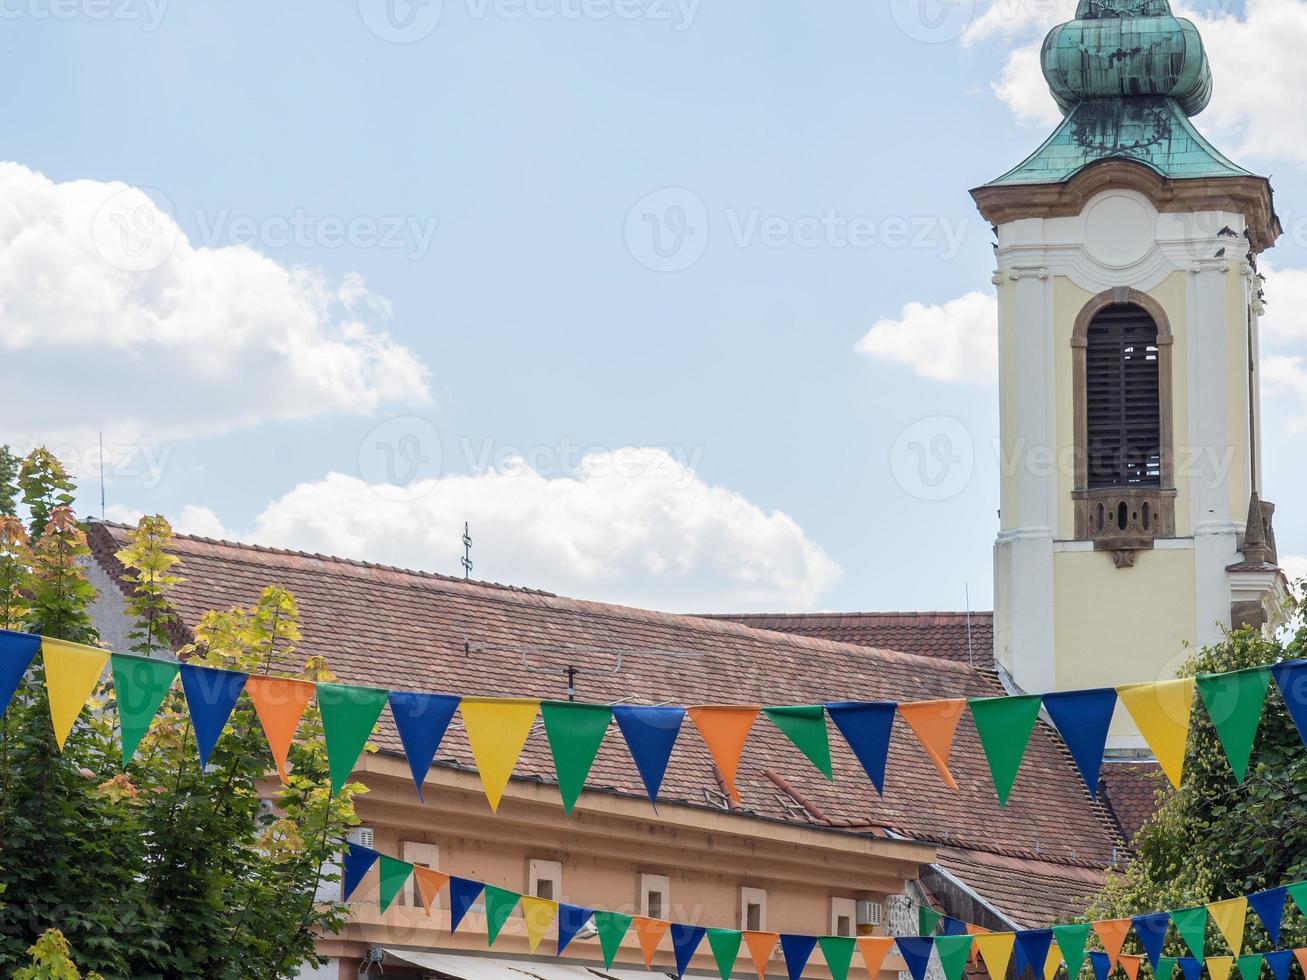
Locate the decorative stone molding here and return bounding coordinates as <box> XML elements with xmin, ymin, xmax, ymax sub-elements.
<box><xmin>1007</xmin><ymin>267</ymin><xmax>1049</xmax><ymax>281</ymax></box>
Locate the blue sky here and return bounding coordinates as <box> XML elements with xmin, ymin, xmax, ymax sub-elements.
<box><xmin>5</xmin><ymin>0</ymin><xmax>1307</xmax><ymax>613</ymax></box>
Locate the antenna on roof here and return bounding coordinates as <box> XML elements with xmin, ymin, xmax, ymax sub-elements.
<box><xmin>98</xmin><ymin>431</ymin><xmax>106</xmax><ymax>522</ymax></box>
<box><xmin>461</xmin><ymin>521</ymin><xmax>473</xmax><ymax>580</ymax></box>
<box><xmin>964</xmin><ymin>581</ymin><xmax>975</xmax><ymax>667</ymax></box>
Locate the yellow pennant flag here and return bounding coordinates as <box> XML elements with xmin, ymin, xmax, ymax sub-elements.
<box><xmin>973</xmin><ymin>933</ymin><xmax>1016</xmax><ymax>980</ymax></box>
<box><xmin>42</xmin><ymin>639</ymin><xmax>110</xmax><ymax>751</ymax></box>
<box><xmin>1116</xmin><ymin>678</ymin><xmax>1195</xmax><ymax>788</ymax></box>
<box><xmin>522</xmin><ymin>896</ymin><xmax>559</xmax><ymax>952</ymax></box>
<box><xmin>1207</xmin><ymin>957</ymin><xmax>1234</xmax><ymax>980</ymax></box>
<box><xmin>460</xmin><ymin>697</ymin><xmax>540</xmax><ymax>812</ymax></box>
<box><xmin>1044</xmin><ymin>942</ymin><xmax>1063</xmax><ymax>980</ymax></box>
<box><xmin>1207</xmin><ymin>899</ymin><xmax>1248</xmax><ymax>957</ymax></box>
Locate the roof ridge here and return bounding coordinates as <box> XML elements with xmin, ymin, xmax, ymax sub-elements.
<box><xmin>702</xmin><ymin>611</ymin><xmax>995</xmax><ymax>622</ymax></box>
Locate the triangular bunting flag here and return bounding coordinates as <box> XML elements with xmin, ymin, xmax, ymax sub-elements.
<box><xmin>1042</xmin><ymin>688</ymin><xmax>1117</xmax><ymax>797</ymax></box>
<box><xmin>377</xmin><ymin>856</ymin><xmax>412</xmax><ymax>914</ymax></box>
<box><xmin>1017</xmin><ymin>929</ymin><xmax>1055</xmax><ymax>979</ymax></box>
<box><xmin>388</xmin><ymin>690</ymin><xmax>459</xmax><ymax>802</ymax></box>
<box><xmin>42</xmin><ymin>638</ymin><xmax>109</xmax><ymax>751</ymax></box>
<box><xmin>969</xmin><ymin>695</ymin><xmax>1042</xmax><ymax>806</ymax></box>
<box><xmin>595</xmin><ymin>911</ymin><xmax>634</xmax><ymax>968</ymax></box>
<box><xmin>1045</xmin><ymin>943</ymin><xmax>1064</xmax><ymax>980</ymax></box>
<box><xmin>671</xmin><ymin>924</ymin><xmax>707</xmax><ymax>978</ymax></box>
<box><xmin>688</xmin><ymin>704</ymin><xmax>760</xmax><ymax>802</ymax></box>
<box><xmin>461</xmin><ymin>698</ymin><xmax>539</xmax><ymax>812</ymax></box>
<box><xmin>1236</xmin><ymin>955</ymin><xmax>1264</xmax><ymax>980</ymax></box>
<box><xmin>1170</xmin><ymin>907</ymin><xmax>1209</xmax><ymax>962</ymax></box>
<box><xmin>942</xmin><ymin>917</ymin><xmax>968</xmax><ymax>937</ymax></box>
<box><xmin>1207</xmin><ymin>957</ymin><xmax>1233</xmax><ymax>980</ymax></box>
<box><xmin>522</xmin><ymin>896</ymin><xmax>558</xmax><ymax>953</ymax></box>
<box><xmin>1116</xmin><ymin>679</ymin><xmax>1196</xmax><ymax>789</ymax></box>
<box><xmin>825</xmin><ymin>701</ymin><xmax>897</xmax><ymax>795</ymax></box>
<box><xmin>919</xmin><ymin>907</ymin><xmax>943</xmax><ymax>936</ymax></box>
<box><xmin>1247</xmin><ymin>888</ymin><xmax>1287</xmax><ymax>947</ymax></box>
<box><xmin>935</xmin><ymin>936</ymin><xmax>974</xmax><ymax>980</ymax></box>
<box><xmin>897</xmin><ymin>937</ymin><xmax>934</xmax><ymax>980</ymax></box>
<box><xmin>1120</xmin><ymin>955</ymin><xmax>1142</xmax><ymax>980</ymax></box>
<box><xmin>1196</xmin><ymin>669</ymin><xmax>1270</xmax><ymax>782</ymax></box>
<box><xmin>1158</xmin><ymin>957</ymin><xmax>1178</xmax><ymax>980</ymax></box>
<box><xmin>974</xmin><ymin>932</ymin><xmax>1016</xmax><ymax>980</ymax></box>
<box><xmin>613</xmin><ymin>705</ymin><xmax>686</xmax><ymax>806</ymax></box>
<box><xmin>0</xmin><ymin>629</ymin><xmax>40</xmax><ymax>717</ymax></box>
<box><xmin>858</xmin><ymin>936</ymin><xmax>894</xmax><ymax>980</ymax></box>
<box><xmin>179</xmin><ymin>663</ymin><xmax>247</xmax><ymax>766</ymax></box>
<box><xmin>635</xmin><ymin>917</ymin><xmax>671</xmax><ymax>968</ymax></box>
<box><xmin>1090</xmin><ymin>950</ymin><xmax>1112</xmax><ymax>980</ymax></box>
<box><xmin>541</xmin><ymin>700</ymin><xmax>612</xmax><ymax>814</ymax></box>
<box><xmin>966</xmin><ymin>925</ymin><xmax>988</xmax><ymax>967</ymax></box>
<box><xmin>1133</xmin><ymin>913</ymin><xmax>1172</xmax><ymax>971</ymax></box>
<box><xmin>819</xmin><ymin>936</ymin><xmax>858</xmax><ymax>980</ymax></box>
<box><xmin>317</xmin><ymin>682</ymin><xmax>389</xmax><ymax>795</ymax></box>
<box><xmin>342</xmin><ymin>843</ymin><xmax>379</xmax><ymax>901</ymax></box>
<box><xmin>1287</xmin><ymin>882</ymin><xmax>1307</xmax><ymax>918</ymax></box>
<box><xmin>556</xmin><ymin>904</ymin><xmax>594</xmax><ymax>956</ymax></box>
<box><xmin>1295</xmin><ymin>952</ymin><xmax>1307</xmax><ymax>980</ymax></box>
<box><xmin>763</xmin><ymin>705</ymin><xmax>833</xmax><ymax>779</ymax></box>
<box><xmin>1263</xmin><ymin>952</ymin><xmax>1291</xmax><ymax>980</ymax></box>
<box><xmin>449</xmin><ymin>877</ymin><xmax>485</xmax><ymax>933</ymax></box>
<box><xmin>1094</xmin><ymin>920</ymin><xmax>1132</xmax><ymax>973</ymax></box>
<box><xmin>111</xmin><ymin>654</ymin><xmax>179</xmax><ymax>766</ymax></box>
<box><xmin>244</xmin><ymin>675</ymin><xmax>314</xmax><ymax>783</ymax></box>
<box><xmin>744</xmin><ymin>931</ymin><xmax>780</xmax><ymax>980</ymax></box>
<box><xmin>898</xmin><ymin>699</ymin><xmax>966</xmax><ymax>791</ymax></box>
<box><xmin>781</xmin><ymin>935</ymin><xmax>818</xmax><ymax>980</ymax></box>
<box><xmin>484</xmin><ymin>886</ymin><xmax>521</xmax><ymax>945</ymax></box>
<box><xmin>1053</xmin><ymin>924</ymin><xmax>1090</xmax><ymax>978</ymax></box>
<box><xmin>413</xmin><ymin>866</ymin><xmax>449</xmax><ymax>913</ymax></box>
<box><xmin>1270</xmin><ymin>661</ymin><xmax>1307</xmax><ymax>747</ymax></box>
<box><xmin>1179</xmin><ymin>959</ymin><xmax>1202</xmax><ymax>980</ymax></box>
<box><xmin>707</xmin><ymin>928</ymin><xmax>743</xmax><ymax>980</ymax></box>
<box><xmin>1206</xmin><ymin>898</ymin><xmax>1247</xmax><ymax>956</ymax></box>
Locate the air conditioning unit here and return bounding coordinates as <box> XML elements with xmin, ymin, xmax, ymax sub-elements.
<box><xmin>856</xmin><ymin>900</ymin><xmax>883</xmax><ymax>927</ymax></box>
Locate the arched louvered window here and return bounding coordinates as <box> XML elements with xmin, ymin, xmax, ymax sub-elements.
<box><xmin>1085</xmin><ymin>304</ymin><xmax>1161</xmax><ymax>488</ymax></box>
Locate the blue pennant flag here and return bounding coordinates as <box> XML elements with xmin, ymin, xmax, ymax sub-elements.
<box><xmin>556</xmin><ymin>904</ymin><xmax>594</xmax><ymax>956</ymax></box>
<box><xmin>612</xmin><ymin>705</ymin><xmax>685</xmax><ymax>805</ymax></box>
<box><xmin>1264</xmin><ymin>951</ymin><xmax>1293</xmax><ymax>980</ymax></box>
<box><xmin>1132</xmin><ymin>912</ymin><xmax>1172</xmax><ymax>971</ymax></box>
<box><xmin>1090</xmin><ymin>951</ymin><xmax>1112</xmax><ymax>980</ymax></box>
<box><xmin>388</xmin><ymin>690</ymin><xmax>460</xmax><ymax>801</ymax></box>
<box><xmin>1016</xmin><ymin>929</ymin><xmax>1053</xmax><ymax>979</ymax></box>
<box><xmin>824</xmin><ymin>701</ymin><xmax>897</xmax><ymax>794</ymax></box>
<box><xmin>942</xmin><ymin>916</ymin><xmax>968</xmax><ymax>936</ymax></box>
<box><xmin>1042</xmin><ymin>688</ymin><xmax>1117</xmax><ymax>797</ymax></box>
<box><xmin>780</xmin><ymin>934</ymin><xmax>818</xmax><ymax>980</ymax></box>
<box><xmin>1271</xmin><ymin>661</ymin><xmax>1307</xmax><ymax>746</ymax></box>
<box><xmin>897</xmin><ymin>937</ymin><xmax>934</xmax><ymax>980</ymax></box>
<box><xmin>449</xmin><ymin>876</ymin><xmax>486</xmax><ymax>932</ymax></box>
<box><xmin>671</xmin><ymin>924</ymin><xmax>707</xmax><ymax>978</ymax></box>
<box><xmin>1178</xmin><ymin>959</ymin><xmax>1202</xmax><ymax>980</ymax></box>
<box><xmin>178</xmin><ymin>663</ymin><xmax>248</xmax><ymax>766</ymax></box>
<box><xmin>342</xmin><ymin>842</ymin><xmax>379</xmax><ymax>901</ymax></box>
<box><xmin>0</xmin><ymin>630</ymin><xmax>40</xmax><ymax>718</ymax></box>
<box><xmin>1247</xmin><ymin>887</ymin><xmax>1288</xmax><ymax>947</ymax></box>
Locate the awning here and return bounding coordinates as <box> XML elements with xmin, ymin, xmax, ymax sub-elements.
<box><xmin>379</xmin><ymin>950</ymin><xmax>674</xmax><ymax>980</ymax></box>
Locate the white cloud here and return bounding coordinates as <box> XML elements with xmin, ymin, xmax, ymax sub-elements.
<box><xmin>105</xmin><ymin>503</ymin><xmax>231</xmax><ymax>539</ymax></box>
<box><xmin>0</xmin><ymin>162</ymin><xmax>430</xmax><ymax>449</ymax></box>
<box><xmin>1257</xmin><ymin>263</ymin><xmax>1307</xmax><ymax>344</ymax></box>
<box><xmin>856</xmin><ymin>291</ymin><xmax>998</xmax><ymax>384</ymax></box>
<box><xmin>168</xmin><ymin>448</ymin><xmax>842</xmax><ymax>613</ymax></box>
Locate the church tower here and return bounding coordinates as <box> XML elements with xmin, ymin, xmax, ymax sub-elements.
<box><xmin>972</xmin><ymin>0</ymin><xmax>1288</xmax><ymax>743</ymax></box>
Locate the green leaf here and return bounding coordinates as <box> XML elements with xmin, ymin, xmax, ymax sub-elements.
<box><xmin>968</xmin><ymin>695</ymin><xmax>1042</xmax><ymax>806</ymax></box>
<box><xmin>1195</xmin><ymin>668</ymin><xmax>1271</xmax><ymax>782</ymax></box>
<box><xmin>1053</xmin><ymin>923</ymin><xmax>1090</xmax><ymax>979</ymax></box>
<box><xmin>484</xmin><ymin>886</ymin><xmax>521</xmax><ymax>946</ymax></box>
<box><xmin>596</xmin><ymin>911</ymin><xmax>634</xmax><ymax>968</ymax></box>
<box><xmin>317</xmin><ymin>683</ymin><xmax>390</xmax><ymax>795</ymax></box>
<box><xmin>819</xmin><ymin>937</ymin><xmax>857</xmax><ymax>980</ymax></box>
<box><xmin>1170</xmin><ymin>907</ymin><xmax>1209</xmax><ymax>962</ymax></box>
<box><xmin>934</xmin><ymin>936</ymin><xmax>974</xmax><ymax>980</ymax></box>
<box><xmin>541</xmin><ymin>701</ymin><xmax>612</xmax><ymax>814</ymax></box>
<box><xmin>764</xmin><ymin>705</ymin><xmax>833</xmax><ymax>778</ymax></box>
<box><xmin>707</xmin><ymin>928</ymin><xmax>743</xmax><ymax>980</ymax></box>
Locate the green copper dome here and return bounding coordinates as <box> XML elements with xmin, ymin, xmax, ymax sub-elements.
<box><xmin>983</xmin><ymin>0</ymin><xmax>1253</xmax><ymax>186</ymax></box>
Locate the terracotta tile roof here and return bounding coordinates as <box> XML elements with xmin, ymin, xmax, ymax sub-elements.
<box><xmin>87</xmin><ymin>522</ymin><xmax>1121</xmax><ymax>899</ymax></box>
<box><xmin>702</xmin><ymin>612</ymin><xmax>994</xmax><ymax>666</ymax></box>
<box><xmin>1098</xmin><ymin>762</ymin><xmax>1168</xmax><ymax>844</ymax></box>
<box><xmin>931</xmin><ymin>847</ymin><xmax>1110</xmax><ymax>929</ymax></box>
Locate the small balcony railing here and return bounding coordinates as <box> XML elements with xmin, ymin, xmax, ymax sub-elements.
<box><xmin>1073</xmin><ymin>486</ymin><xmax>1177</xmax><ymax>567</ymax></box>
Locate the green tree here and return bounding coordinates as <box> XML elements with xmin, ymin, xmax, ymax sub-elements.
<box><xmin>14</xmin><ymin>929</ymin><xmax>105</xmax><ymax>980</ymax></box>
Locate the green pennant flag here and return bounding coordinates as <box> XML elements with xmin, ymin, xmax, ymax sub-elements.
<box><xmin>935</xmin><ymin>936</ymin><xmax>974</xmax><ymax>980</ymax></box>
<box><xmin>1195</xmin><ymin>668</ymin><xmax>1271</xmax><ymax>782</ymax></box>
<box><xmin>1236</xmin><ymin>955</ymin><xmax>1263</xmax><ymax>980</ymax></box>
<box><xmin>484</xmin><ymin>886</ymin><xmax>520</xmax><ymax>945</ymax></box>
<box><xmin>707</xmin><ymin>927</ymin><xmax>743</xmax><ymax>980</ymax></box>
<box><xmin>820</xmin><ymin>937</ymin><xmax>858</xmax><ymax>980</ymax></box>
<box><xmin>1170</xmin><ymin>907</ymin><xmax>1209</xmax><ymax>962</ymax></box>
<box><xmin>1158</xmin><ymin>957</ymin><xmax>1178</xmax><ymax>980</ymax></box>
<box><xmin>111</xmin><ymin>654</ymin><xmax>179</xmax><ymax>767</ymax></box>
<box><xmin>919</xmin><ymin>906</ymin><xmax>943</xmax><ymax>935</ymax></box>
<box><xmin>764</xmin><ymin>705</ymin><xmax>833</xmax><ymax>779</ymax></box>
<box><xmin>317</xmin><ymin>683</ymin><xmax>390</xmax><ymax>795</ymax></box>
<box><xmin>541</xmin><ymin>701</ymin><xmax>612</xmax><ymax>814</ymax></box>
<box><xmin>1053</xmin><ymin>924</ymin><xmax>1091</xmax><ymax>979</ymax></box>
<box><xmin>1288</xmin><ymin>882</ymin><xmax>1307</xmax><ymax>918</ymax></box>
<box><xmin>377</xmin><ymin>855</ymin><xmax>412</xmax><ymax>913</ymax></box>
<box><xmin>968</xmin><ymin>695</ymin><xmax>1042</xmax><ymax>806</ymax></box>
<box><xmin>596</xmin><ymin>911</ymin><xmax>634</xmax><ymax>968</ymax></box>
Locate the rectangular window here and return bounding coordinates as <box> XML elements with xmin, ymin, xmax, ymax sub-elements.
<box><xmin>830</xmin><ymin>898</ymin><xmax>856</xmax><ymax>938</ymax></box>
<box><xmin>400</xmin><ymin>841</ymin><xmax>440</xmax><ymax>908</ymax></box>
<box><xmin>641</xmin><ymin>873</ymin><xmax>670</xmax><ymax>920</ymax></box>
<box><xmin>741</xmin><ymin>887</ymin><xmax>767</xmax><ymax>932</ymax></box>
<box><xmin>529</xmin><ymin>859</ymin><xmax>562</xmax><ymax>902</ymax></box>
<box><xmin>1086</xmin><ymin>305</ymin><xmax>1161</xmax><ymax>488</ymax></box>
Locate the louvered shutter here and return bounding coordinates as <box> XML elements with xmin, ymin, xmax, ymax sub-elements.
<box><xmin>1086</xmin><ymin>305</ymin><xmax>1161</xmax><ymax>488</ymax></box>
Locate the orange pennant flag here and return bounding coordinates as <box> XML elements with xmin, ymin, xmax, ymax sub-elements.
<box><xmin>1293</xmin><ymin>951</ymin><xmax>1307</xmax><ymax>979</ymax></box>
<box><xmin>244</xmin><ymin>675</ymin><xmax>314</xmax><ymax>783</ymax></box>
<box><xmin>898</xmin><ymin>699</ymin><xmax>967</xmax><ymax>791</ymax></box>
<box><xmin>688</xmin><ymin>705</ymin><xmax>760</xmax><ymax>802</ymax></box>
<box><xmin>745</xmin><ymin>931</ymin><xmax>781</xmax><ymax>980</ymax></box>
<box><xmin>1093</xmin><ymin>920</ymin><xmax>1132</xmax><ymax>972</ymax></box>
<box><xmin>412</xmin><ymin>866</ymin><xmax>449</xmax><ymax>913</ymax></box>
<box><xmin>1119</xmin><ymin>955</ymin><xmax>1142</xmax><ymax>980</ymax></box>
<box><xmin>966</xmin><ymin>925</ymin><xmax>990</xmax><ymax>966</ymax></box>
<box><xmin>634</xmin><ymin>917</ymin><xmax>670</xmax><ymax>967</ymax></box>
<box><xmin>857</xmin><ymin>936</ymin><xmax>895</xmax><ymax>980</ymax></box>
